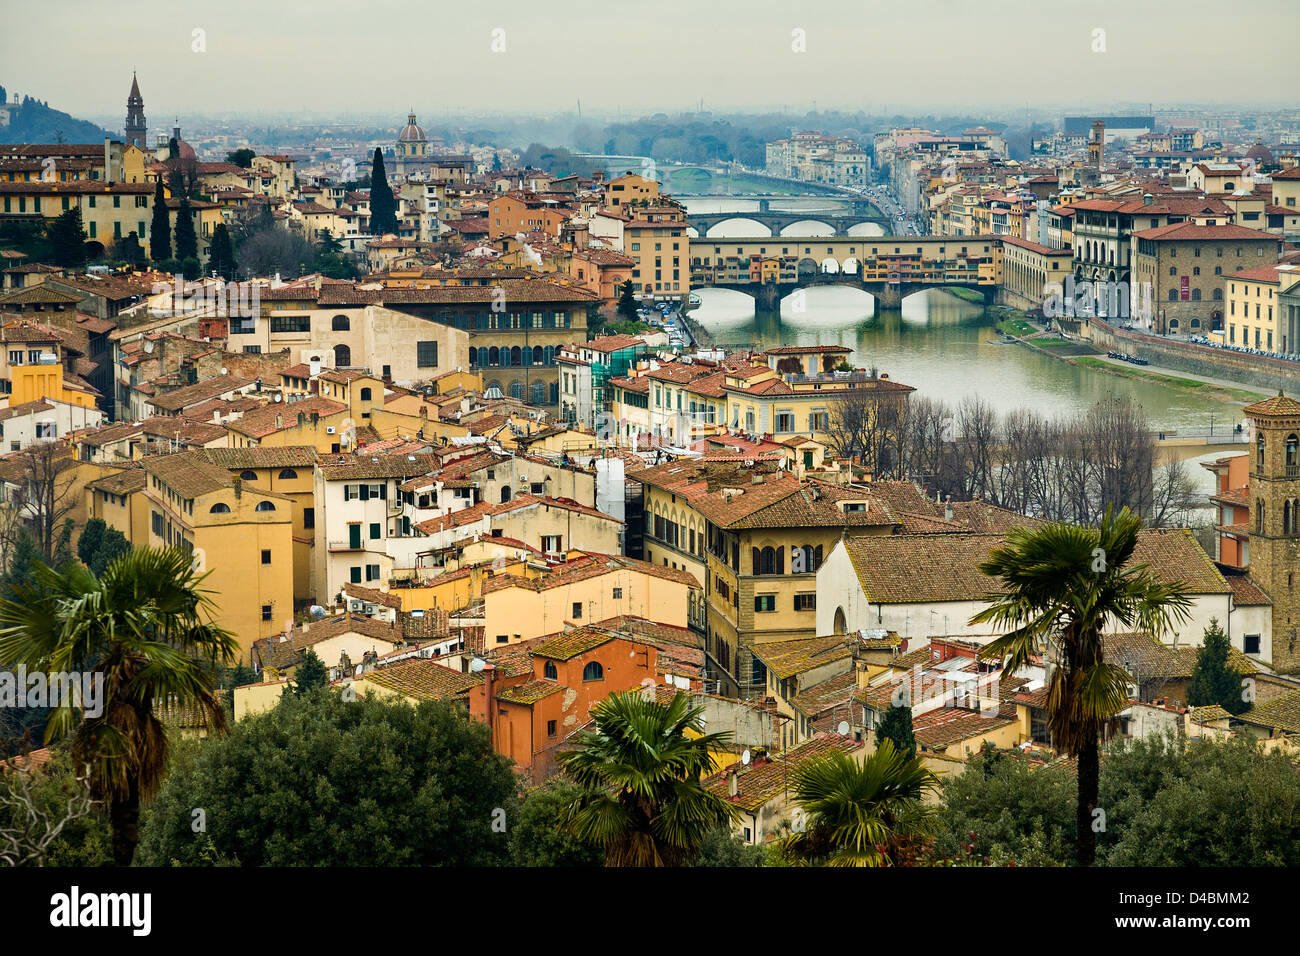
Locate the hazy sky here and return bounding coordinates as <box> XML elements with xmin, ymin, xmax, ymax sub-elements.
<box><xmin>4</xmin><ymin>0</ymin><xmax>1298</xmax><ymax>122</ymax></box>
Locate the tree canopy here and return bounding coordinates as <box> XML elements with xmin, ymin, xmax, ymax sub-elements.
<box><xmin>136</xmin><ymin>690</ymin><xmax>517</xmax><ymax>866</ymax></box>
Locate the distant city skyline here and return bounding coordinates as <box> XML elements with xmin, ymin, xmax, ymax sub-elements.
<box><xmin>3</xmin><ymin>0</ymin><xmax>1297</xmax><ymax>122</ymax></box>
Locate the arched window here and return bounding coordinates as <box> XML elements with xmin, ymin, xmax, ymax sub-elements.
<box><xmin>1168</xmin><ymin>288</ymin><xmax>1178</xmax><ymax>301</ymax></box>
<box><xmin>509</xmin><ymin>380</ymin><xmax>524</xmax><ymax>400</ymax></box>
<box><xmin>510</xmin><ymin>346</ymin><xmax>522</xmax><ymax>367</ymax></box>
<box><xmin>532</xmin><ymin>346</ymin><xmax>543</xmax><ymax>366</ymax></box>
<box><xmin>521</xmin><ymin>348</ymin><xmax>532</xmax><ymax>367</ymax></box>
<box><xmin>1257</xmin><ymin>499</ymin><xmax>1266</xmax><ymax>534</ymax></box>
<box><xmin>833</xmin><ymin>607</ymin><xmax>847</xmax><ymax>635</ymax></box>
<box><xmin>239</xmin><ymin>470</ymin><xmax>257</xmax><ymax>481</ymax></box>
<box><xmin>1213</xmin><ymin>288</ymin><xmax>1222</xmax><ymax>300</ymax></box>
<box><xmin>255</xmin><ymin>501</ymin><xmax>276</xmax><ymax>512</ymax></box>
<box><xmin>582</xmin><ymin>661</ymin><xmax>604</xmax><ymax>682</ymax></box>
<box><xmin>332</xmin><ymin>315</ymin><xmax>350</xmax><ymax>331</ymax></box>
<box><xmin>543</xmin><ymin>346</ymin><xmax>554</xmax><ymax>366</ymax></box>
<box><xmin>543</xmin><ymin>660</ymin><xmax>558</xmax><ymax>680</ymax></box>
<box><xmin>1258</xmin><ymin>434</ymin><xmax>1266</xmax><ymax>469</ymax></box>
<box><xmin>1286</xmin><ymin>434</ymin><xmax>1298</xmax><ymax>470</ymax></box>
<box><xmin>277</xmin><ymin>468</ymin><xmax>297</xmax><ymax>480</ymax></box>
<box><xmin>500</xmin><ymin>486</ymin><xmax>512</xmax><ymax>503</ymax></box>
<box><xmin>209</xmin><ymin>502</ymin><xmax>231</xmax><ymax>514</ymax></box>
<box><xmin>1191</xmin><ymin>288</ymin><xmax>1201</xmax><ymax>301</ymax></box>
<box><xmin>360</xmin><ymin>387</ymin><xmax>372</xmax><ymax>401</ymax></box>
<box><xmin>334</xmin><ymin>343</ymin><xmax>351</xmax><ymax>367</ymax></box>
<box><xmin>488</xmin><ymin>346</ymin><xmax>499</xmax><ymax>367</ymax></box>
<box><xmin>531</xmin><ymin>381</ymin><xmax>546</xmax><ymax>405</ymax></box>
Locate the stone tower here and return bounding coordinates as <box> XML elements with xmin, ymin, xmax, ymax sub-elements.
<box><xmin>125</xmin><ymin>72</ymin><xmax>146</xmax><ymax>149</ymax></box>
<box><xmin>1245</xmin><ymin>391</ymin><xmax>1300</xmax><ymax>672</ymax></box>
<box><xmin>1088</xmin><ymin>120</ymin><xmax>1105</xmax><ymax>172</ymax></box>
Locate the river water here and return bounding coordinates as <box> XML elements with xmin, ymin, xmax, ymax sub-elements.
<box><xmin>690</xmin><ymin>284</ymin><xmax>1253</xmax><ymax>503</ymax></box>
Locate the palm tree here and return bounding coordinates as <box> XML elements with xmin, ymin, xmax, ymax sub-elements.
<box><xmin>969</xmin><ymin>507</ymin><xmax>1190</xmax><ymax>866</ymax></box>
<box><xmin>779</xmin><ymin>740</ymin><xmax>938</xmax><ymax>866</ymax></box>
<box><xmin>0</xmin><ymin>548</ymin><xmax>237</xmax><ymax>865</ymax></box>
<box><xmin>558</xmin><ymin>690</ymin><xmax>737</xmax><ymax>866</ymax></box>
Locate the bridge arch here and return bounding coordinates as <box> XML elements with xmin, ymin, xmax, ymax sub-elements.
<box><xmin>819</xmin><ymin>257</ymin><xmax>841</xmax><ymax>274</ymax></box>
<box><xmin>841</xmin><ymin>256</ymin><xmax>860</xmax><ymax>275</ymax></box>
<box><xmin>780</xmin><ymin>219</ymin><xmax>835</xmax><ymax>237</ymax></box>
<box><xmin>796</xmin><ymin>257</ymin><xmax>820</xmax><ymax>279</ymax></box>
<box><xmin>704</xmin><ymin>218</ymin><xmax>772</xmax><ymax>238</ymax></box>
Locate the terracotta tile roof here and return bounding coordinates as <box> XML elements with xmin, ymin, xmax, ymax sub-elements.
<box><xmin>343</xmin><ymin>582</ymin><xmax>403</xmax><ymax>610</ymax></box>
<box><xmin>1103</xmin><ymin>631</ymin><xmax>1257</xmax><ymax>681</ymax></box>
<box><xmin>317</xmin><ymin>453</ymin><xmax>440</xmax><ymax>481</ymax></box>
<box><xmin>1243</xmin><ymin>392</ymin><xmax>1300</xmax><ymax>418</ymax></box>
<box><xmin>791</xmin><ymin>670</ymin><xmax>858</xmax><ymax>720</ymax></box>
<box><xmin>752</xmin><ymin>635</ymin><xmax>854</xmax><ymax>680</ymax></box>
<box><xmin>583</xmin><ymin>334</ymin><xmax>647</xmax><ymax>353</ymax></box>
<box><xmin>88</xmin><ymin>466</ymin><xmax>147</xmax><ymax>496</ymax></box>
<box><xmin>912</xmin><ymin>708</ymin><xmax>1014</xmax><ymax>751</ymax></box>
<box><xmin>1239</xmin><ymin>688</ymin><xmax>1300</xmax><ymax>735</ymax></box>
<box><xmin>1224</xmin><ymin>574</ymin><xmax>1271</xmax><ymax>606</ymax></box>
<box><xmin>704</xmin><ymin>734</ymin><xmax>858</xmax><ymax>813</ymax></box>
<box><xmin>141</xmin><ymin>451</ymin><xmax>236</xmax><ymax>499</ymax></box>
<box><xmin>226</xmin><ymin>396</ymin><xmax>348</xmax><ymax>438</ymax></box>
<box><xmin>531</xmin><ymin>625</ymin><xmax>618</xmax><ymax>661</ymax></box>
<box><xmin>146</xmin><ymin>376</ymin><xmax>254</xmax><ymax>412</ymax></box>
<box><xmin>359</xmin><ymin>657</ymin><xmax>481</xmax><ymax>701</ymax></box>
<box><xmin>844</xmin><ymin>527</ymin><xmax>1226</xmax><ymax>605</ymax></box>
<box><xmin>688</xmin><ymin>473</ymin><xmax>897</xmax><ymax>531</ymax></box>
<box><xmin>482</xmin><ymin>552</ymin><xmax>699</xmax><ymax>595</ymax></box>
<box><xmin>1131</xmin><ymin>223</ymin><xmax>1277</xmax><ymax>242</ymax></box>
<box><xmin>496</xmin><ymin>679</ymin><xmax>565</xmax><ymax>705</ymax></box>
<box><xmin>200</xmin><ymin>446</ymin><xmax>319</xmax><ymax>470</ymax></box>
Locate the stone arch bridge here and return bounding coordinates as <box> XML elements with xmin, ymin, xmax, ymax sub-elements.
<box><xmin>690</xmin><ymin>234</ymin><xmax>1000</xmax><ymax>313</ymax></box>
<box><xmin>687</xmin><ymin>198</ymin><xmax>889</xmax><ymax>238</ymax></box>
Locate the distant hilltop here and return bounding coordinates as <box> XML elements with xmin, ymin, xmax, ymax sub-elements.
<box><xmin>0</xmin><ymin>83</ymin><xmax>113</xmax><ymax>144</ymax></box>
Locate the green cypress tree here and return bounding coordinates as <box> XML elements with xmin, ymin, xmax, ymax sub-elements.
<box><xmin>293</xmin><ymin>649</ymin><xmax>330</xmax><ymax>695</ymax></box>
<box><xmin>48</xmin><ymin>207</ymin><xmax>88</xmax><ymax>267</ymax></box>
<box><xmin>368</xmin><ymin>148</ymin><xmax>398</xmax><ymax>235</ymax></box>
<box><xmin>616</xmin><ymin>279</ymin><xmax>638</xmax><ymax>320</ymax></box>
<box><xmin>149</xmin><ymin>179</ymin><xmax>171</xmax><ymax>262</ymax></box>
<box><xmin>208</xmin><ymin>223</ymin><xmax>235</xmax><ymax>280</ymax></box>
<box><xmin>174</xmin><ymin>197</ymin><xmax>198</xmax><ymax>263</ymax></box>
<box><xmin>1189</xmin><ymin>618</ymin><xmax>1248</xmax><ymax>715</ymax></box>
<box><xmin>875</xmin><ymin>704</ymin><xmax>917</xmax><ymax>759</ymax></box>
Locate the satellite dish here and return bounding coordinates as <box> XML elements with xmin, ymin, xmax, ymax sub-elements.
<box><xmin>274</xmin><ymin>394</ymin><xmax>282</xmax><ymax>403</ymax></box>
<box><xmin>741</xmin><ymin>749</ymin><xmax>751</xmax><ymax>766</ymax></box>
<box><xmin>469</xmin><ymin>657</ymin><xmax>486</xmax><ymax>673</ymax></box>
<box><xmin>836</xmin><ymin>720</ymin><xmax>850</xmax><ymax>736</ymax></box>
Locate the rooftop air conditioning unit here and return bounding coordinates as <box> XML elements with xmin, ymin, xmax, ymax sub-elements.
<box><xmin>326</xmin><ymin>426</ymin><xmax>337</xmax><ymax>434</ymax></box>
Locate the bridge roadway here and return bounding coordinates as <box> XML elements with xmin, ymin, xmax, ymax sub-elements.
<box><xmin>687</xmin><ymin>198</ymin><xmax>890</xmax><ymax>238</ymax></box>
<box><xmin>689</xmin><ymin>233</ymin><xmax>1001</xmax><ymax>313</ymax></box>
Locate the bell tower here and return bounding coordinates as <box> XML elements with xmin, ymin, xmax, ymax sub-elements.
<box><xmin>125</xmin><ymin>72</ymin><xmax>146</xmax><ymax>149</ymax></box>
<box><xmin>1245</xmin><ymin>391</ymin><xmax>1300</xmax><ymax>672</ymax></box>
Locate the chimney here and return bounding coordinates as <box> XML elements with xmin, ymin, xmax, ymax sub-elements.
<box><xmin>728</xmin><ymin>769</ymin><xmax>738</xmax><ymax>797</ymax></box>
<box><xmin>944</xmin><ymin>497</ymin><xmax>954</xmax><ymax>522</ymax></box>
<box><xmin>1143</xmin><ymin>193</ymin><xmax>1153</xmax><ymax>205</ymax></box>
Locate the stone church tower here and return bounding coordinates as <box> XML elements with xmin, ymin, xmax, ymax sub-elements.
<box><xmin>125</xmin><ymin>72</ymin><xmax>147</xmax><ymax>149</ymax></box>
<box><xmin>1245</xmin><ymin>391</ymin><xmax>1300</xmax><ymax>672</ymax></box>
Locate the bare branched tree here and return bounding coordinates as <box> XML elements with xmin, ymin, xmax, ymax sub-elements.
<box><xmin>0</xmin><ymin>753</ymin><xmax>95</xmax><ymax>867</ymax></box>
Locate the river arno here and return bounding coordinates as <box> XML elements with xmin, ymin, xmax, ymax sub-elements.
<box><xmin>692</xmin><ymin>285</ymin><xmax>1247</xmax><ymax>433</ymax></box>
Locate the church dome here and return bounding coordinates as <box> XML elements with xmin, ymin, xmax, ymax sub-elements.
<box><xmin>398</xmin><ymin>112</ymin><xmax>426</xmax><ymax>143</ymax></box>
<box><xmin>1245</xmin><ymin>142</ymin><xmax>1274</xmax><ymax>165</ymax></box>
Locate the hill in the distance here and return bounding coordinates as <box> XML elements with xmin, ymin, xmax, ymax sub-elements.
<box><xmin>0</xmin><ymin>83</ymin><xmax>113</xmax><ymax>144</ymax></box>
